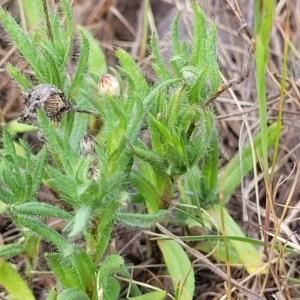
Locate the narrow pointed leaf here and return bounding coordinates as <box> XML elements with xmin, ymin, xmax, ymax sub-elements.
<box><xmin>13</xmin><ymin>202</ymin><xmax>72</xmax><ymax>220</ymax></box>
<box><xmin>12</xmin><ymin>214</ymin><xmax>67</xmax><ymax>249</ymax></box>
<box><xmin>116</xmin><ymin>48</ymin><xmax>150</xmax><ymax>95</ymax></box>
<box><xmin>191</xmin><ymin>2</ymin><xmax>207</xmax><ymax>68</ymax></box>
<box><xmin>6</xmin><ymin>63</ymin><xmax>33</xmax><ymax>90</ymax></box>
<box><xmin>201</xmin><ymin>129</ymin><xmax>219</xmax><ymax>191</ymax></box>
<box><xmin>0</xmin><ymin>261</ymin><xmax>35</xmax><ymax>300</ymax></box>
<box><xmin>0</xmin><ymin>7</ymin><xmax>39</xmax><ymax>72</ymax></box>
<box><xmin>151</xmin><ymin>34</ymin><xmax>171</xmax><ymax>80</ymax></box>
<box><xmin>98</xmin><ymin>254</ymin><xmax>124</xmax><ymax>286</ymax></box>
<box><xmin>0</xmin><ymin>244</ymin><xmax>24</xmax><ymax>258</ymax></box>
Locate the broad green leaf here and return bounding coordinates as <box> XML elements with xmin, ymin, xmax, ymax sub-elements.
<box><xmin>0</xmin><ymin>261</ymin><xmax>35</xmax><ymax>300</ymax></box>
<box><xmin>66</xmin><ymin>246</ymin><xmax>96</xmax><ymax>293</ymax></box>
<box><xmin>131</xmin><ymin>291</ymin><xmax>167</xmax><ymax>300</ymax></box>
<box><xmin>195</xmin><ymin>239</ymin><xmax>242</xmax><ymax>266</ymax></box>
<box><xmin>130</xmin><ymin>170</ymin><xmax>160</xmax><ymax>214</ymax></box>
<box><xmin>157</xmin><ymin>240</ymin><xmax>194</xmax><ymax>300</ymax></box>
<box><xmin>102</xmin><ymin>277</ymin><xmax>121</xmax><ymax>300</ymax></box>
<box><xmin>48</xmin><ymin>247</ymin><xmax>96</xmax><ymax>293</ymax></box>
<box><xmin>46</xmin><ymin>253</ymin><xmax>78</xmax><ymax>289</ymax></box>
<box><xmin>206</xmin><ymin>205</ymin><xmax>265</xmax><ymax>274</ymax></box>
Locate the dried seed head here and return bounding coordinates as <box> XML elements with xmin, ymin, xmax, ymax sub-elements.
<box><xmin>80</xmin><ymin>134</ymin><xmax>100</xmax><ymax>181</ymax></box>
<box><xmin>80</xmin><ymin>133</ymin><xmax>97</xmax><ymax>156</ymax></box>
<box><xmin>18</xmin><ymin>84</ymin><xmax>72</xmax><ymax>126</ymax></box>
<box><xmin>98</xmin><ymin>74</ymin><xmax>120</xmax><ymax>97</ymax></box>
<box><xmin>88</xmin><ymin>157</ymin><xmax>100</xmax><ymax>181</ymax></box>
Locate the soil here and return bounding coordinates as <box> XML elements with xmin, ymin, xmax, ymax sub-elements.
<box><xmin>1</xmin><ymin>0</ymin><xmax>300</xmax><ymax>299</ymax></box>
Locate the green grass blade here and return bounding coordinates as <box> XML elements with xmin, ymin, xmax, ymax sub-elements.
<box><xmin>254</xmin><ymin>0</ymin><xmax>275</xmax><ymax>178</ymax></box>
<box><xmin>219</xmin><ymin>122</ymin><xmax>278</xmax><ymax>199</ymax></box>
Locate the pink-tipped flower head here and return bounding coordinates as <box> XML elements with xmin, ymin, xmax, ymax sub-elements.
<box><xmin>98</xmin><ymin>74</ymin><xmax>120</xmax><ymax>97</ymax></box>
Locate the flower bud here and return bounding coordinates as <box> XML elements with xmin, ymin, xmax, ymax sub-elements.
<box><xmin>182</xmin><ymin>70</ymin><xmax>196</xmax><ymax>85</ymax></box>
<box><xmin>80</xmin><ymin>133</ymin><xmax>100</xmax><ymax>181</ymax></box>
<box><xmin>80</xmin><ymin>133</ymin><xmax>97</xmax><ymax>156</ymax></box>
<box><xmin>98</xmin><ymin>74</ymin><xmax>120</xmax><ymax>97</ymax></box>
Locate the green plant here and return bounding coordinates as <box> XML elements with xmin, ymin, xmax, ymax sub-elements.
<box><xmin>0</xmin><ymin>0</ymin><xmax>266</xmax><ymax>299</ymax></box>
